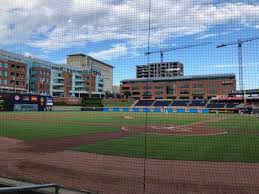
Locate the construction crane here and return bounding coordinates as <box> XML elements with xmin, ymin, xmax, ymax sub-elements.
<box><xmin>217</xmin><ymin>37</ymin><xmax>259</xmax><ymax>91</ymax></box>
<box><xmin>144</xmin><ymin>42</ymin><xmax>211</xmax><ymax>63</ymax></box>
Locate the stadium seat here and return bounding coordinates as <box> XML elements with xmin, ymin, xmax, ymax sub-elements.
<box><xmin>153</xmin><ymin>100</ymin><xmax>173</xmax><ymax>107</ymax></box>
<box><xmin>206</xmin><ymin>102</ymin><xmax>225</xmax><ymax>109</ymax></box>
<box><xmin>189</xmin><ymin>99</ymin><xmax>207</xmax><ymax>107</ymax></box>
<box><xmin>171</xmin><ymin>100</ymin><xmax>190</xmax><ymax>107</ymax></box>
<box><xmin>134</xmin><ymin>100</ymin><xmax>155</xmax><ymax>106</ymax></box>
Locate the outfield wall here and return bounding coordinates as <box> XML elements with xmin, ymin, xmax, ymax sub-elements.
<box><xmin>82</xmin><ymin>107</ymin><xmax>210</xmax><ymax>113</ymax></box>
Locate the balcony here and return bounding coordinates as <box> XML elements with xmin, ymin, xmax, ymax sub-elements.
<box><xmin>75</xmin><ymin>79</ymin><xmax>85</xmax><ymax>83</ymax></box>
<box><xmin>75</xmin><ymin>85</ymin><xmax>86</xmax><ymax>89</ymax></box>
<box><xmin>53</xmin><ymin>82</ymin><xmax>64</xmax><ymax>86</ymax></box>
<box><xmin>57</xmin><ymin>76</ymin><xmax>64</xmax><ymax>80</ymax></box>
<box><xmin>52</xmin><ymin>87</ymin><xmax>64</xmax><ymax>92</ymax></box>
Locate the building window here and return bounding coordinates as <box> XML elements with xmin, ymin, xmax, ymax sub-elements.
<box><xmin>132</xmin><ymin>87</ymin><xmax>140</xmax><ymax>90</ymax></box>
<box><xmin>180</xmin><ymin>90</ymin><xmax>189</xmax><ymax>95</ymax></box>
<box><xmin>167</xmin><ymin>85</ymin><xmax>176</xmax><ymax>95</ymax></box>
<box><xmin>142</xmin><ymin>91</ymin><xmax>152</xmax><ymax>96</ymax></box>
<box><xmin>143</xmin><ymin>86</ymin><xmax>152</xmax><ymax>90</ymax></box>
<box><xmin>208</xmin><ymin>84</ymin><xmax>217</xmax><ymax>88</ymax></box>
<box><xmin>180</xmin><ymin>84</ymin><xmax>190</xmax><ymax>88</ymax></box>
<box><xmin>193</xmin><ymin>84</ymin><xmax>203</xmax><ymax>88</ymax></box>
<box><xmin>155</xmin><ymin>91</ymin><xmax>163</xmax><ymax>95</ymax></box>
<box><xmin>154</xmin><ymin>86</ymin><xmax>162</xmax><ymax>89</ymax></box>
<box><xmin>208</xmin><ymin>88</ymin><xmax>218</xmax><ymax>94</ymax></box>
<box><xmin>192</xmin><ymin>89</ymin><xmax>204</xmax><ymax>95</ymax></box>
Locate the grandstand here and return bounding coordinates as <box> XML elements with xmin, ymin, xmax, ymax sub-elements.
<box><xmin>134</xmin><ymin>100</ymin><xmax>155</xmax><ymax>107</ymax></box>
<box><xmin>171</xmin><ymin>100</ymin><xmax>190</xmax><ymax>107</ymax></box>
<box><xmin>132</xmin><ymin>97</ymin><xmax>259</xmax><ymax>113</ymax></box>
<box><xmin>152</xmin><ymin>100</ymin><xmax>173</xmax><ymax>107</ymax></box>
<box><xmin>206</xmin><ymin>102</ymin><xmax>226</xmax><ymax>109</ymax></box>
<box><xmin>189</xmin><ymin>99</ymin><xmax>207</xmax><ymax>107</ymax></box>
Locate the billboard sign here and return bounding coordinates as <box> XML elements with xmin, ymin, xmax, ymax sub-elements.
<box><xmin>46</xmin><ymin>96</ymin><xmax>53</xmax><ymax>106</ymax></box>
<box><xmin>31</xmin><ymin>96</ymin><xmax>38</xmax><ymax>102</ymax></box>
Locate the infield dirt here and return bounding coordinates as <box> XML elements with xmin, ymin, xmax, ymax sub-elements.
<box><xmin>1</xmin><ymin>136</ymin><xmax>259</xmax><ymax>194</ymax></box>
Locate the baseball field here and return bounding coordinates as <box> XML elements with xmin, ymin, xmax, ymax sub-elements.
<box><xmin>1</xmin><ymin>111</ymin><xmax>259</xmax><ymax>193</ymax></box>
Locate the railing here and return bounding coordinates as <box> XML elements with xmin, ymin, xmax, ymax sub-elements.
<box><xmin>0</xmin><ymin>183</ymin><xmax>59</xmax><ymax>194</ymax></box>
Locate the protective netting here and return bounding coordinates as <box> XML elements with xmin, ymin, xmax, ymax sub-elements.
<box><xmin>0</xmin><ymin>0</ymin><xmax>259</xmax><ymax>194</ymax></box>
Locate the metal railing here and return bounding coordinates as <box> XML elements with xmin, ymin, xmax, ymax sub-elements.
<box><xmin>0</xmin><ymin>183</ymin><xmax>59</xmax><ymax>194</ymax></box>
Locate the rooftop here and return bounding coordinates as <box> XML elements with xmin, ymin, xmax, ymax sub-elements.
<box><xmin>67</xmin><ymin>53</ymin><xmax>86</xmax><ymax>57</ymax></box>
<box><xmin>137</xmin><ymin>61</ymin><xmax>183</xmax><ymax>68</ymax></box>
<box><xmin>0</xmin><ymin>49</ymin><xmax>113</xmax><ymax>69</ymax></box>
<box><xmin>121</xmin><ymin>73</ymin><xmax>236</xmax><ymax>83</ymax></box>
<box><xmin>67</xmin><ymin>53</ymin><xmax>114</xmax><ymax>68</ymax></box>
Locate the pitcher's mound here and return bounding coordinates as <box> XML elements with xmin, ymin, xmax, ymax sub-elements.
<box><xmin>122</xmin><ymin>116</ymin><xmax>134</xmax><ymax>120</ymax></box>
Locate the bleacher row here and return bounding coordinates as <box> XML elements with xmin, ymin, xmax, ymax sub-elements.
<box><xmin>134</xmin><ymin>99</ymin><xmax>240</xmax><ymax>109</ymax></box>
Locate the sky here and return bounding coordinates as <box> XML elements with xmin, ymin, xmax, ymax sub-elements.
<box><xmin>0</xmin><ymin>0</ymin><xmax>259</xmax><ymax>89</ymax></box>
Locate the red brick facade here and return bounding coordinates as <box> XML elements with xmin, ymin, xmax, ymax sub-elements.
<box><xmin>0</xmin><ymin>60</ymin><xmax>27</xmax><ymax>91</ymax></box>
<box><xmin>64</xmin><ymin>72</ymin><xmax>72</xmax><ymax>97</ymax></box>
<box><xmin>120</xmin><ymin>76</ymin><xmax>236</xmax><ymax>100</ymax></box>
<box><xmin>84</xmin><ymin>73</ymin><xmax>96</xmax><ymax>98</ymax></box>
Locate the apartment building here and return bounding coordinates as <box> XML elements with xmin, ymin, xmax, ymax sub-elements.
<box><xmin>120</xmin><ymin>74</ymin><xmax>236</xmax><ymax>100</ymax></box>
<box><xmin>136</xmin><ymin>62</ymin><xmax>183</xmax><ymax>78</ymax></box>
<box><xmin>0</xmin><ymin>49</ymin><xmax>113</xmax><ymax>98</ymax></box>
<box><xmin>0</xmin><ymin>59</ymin><xmax>27</xmax><ymax>92</ymax></box>
<box><xmin>30</xmin><ymin>66</ymin><xmax>51</xmax><ymax>94</ymax></box>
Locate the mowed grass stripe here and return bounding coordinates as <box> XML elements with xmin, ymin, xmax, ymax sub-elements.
<box><xmin>0</xmin><ymin>112</ymin><xmax>208</xmax><ymax>141</ymax></box>
<box><xmin>209</xmin><ymin>115</ymin><xmax>259</xmax><ymax>131</ymax></box>
<box><xmin>73</xmin><ymin>133</ymin><xmax>259</xmax><ymax>162</ymax></box>
<box><xmin>0</xmin><ymin>119</ymin><xmax>120</xmax><ymax>141</ymax></box>
<box><xmin>52</xmin><ymin>112</ymin><xmax>207</xmax><ymax>125</ymax></box>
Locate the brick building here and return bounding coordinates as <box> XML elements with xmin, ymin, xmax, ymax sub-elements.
<box><xmin>120</xmin><ymin>74</ymin><xmax>236</xmax><ymax>100</ymax></box>
<box><xmin>0</xmin><ymin>59</ymin><xmax>27</xmax><ymax>92</ymax></box>
<box><xmin>30</xmin><ymin>66</ymin><xmax>51</xmax><ymax>94</ymax></box>
<box><xmin>0</xmin><ymin>49</ymin><xmax>113</xmax><ymax>98</ymax></box>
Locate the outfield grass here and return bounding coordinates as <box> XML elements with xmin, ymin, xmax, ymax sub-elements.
<box><xmin>209</xmin><ymin>115</ymin><xmax>259</xmax><ymax>132</ymax></box>
<box><xmin>73</xmin><ymin>133</ymin><xmax>259</xmax><ymax>162</ymax></box>
<box><xmin>1</xmin><ymin>112</ymin><xmax>259</xmax><ymax>162</ymax></box>
<box><xmin>0</xmin><ymin>119</ymin><xmax>120</xmax><ymax>141</ymax></box>
<box><xmin>73</xmin><ymin>114</ymin><xmax>259</xmax><ymax>162</ymax></box>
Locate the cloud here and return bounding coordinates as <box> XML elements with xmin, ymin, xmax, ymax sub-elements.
<box><xmin>198</xmin><ymin>34</ymin><xmax>219</xmax><ymax>40</ymax></box>
<box><xmin>1</xmin><ymin>0</ymin><xmax>259</xmax><ymax>54</ymax></box>
<box><xmin>198</xmin><ymin>31</ymin><xmax>232</xmax><ymax>40</ymax></box>
<box><xmin>88</xmin><ymin>44</ymin><xmax>127</xmax><ymax>60</ymax></box>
